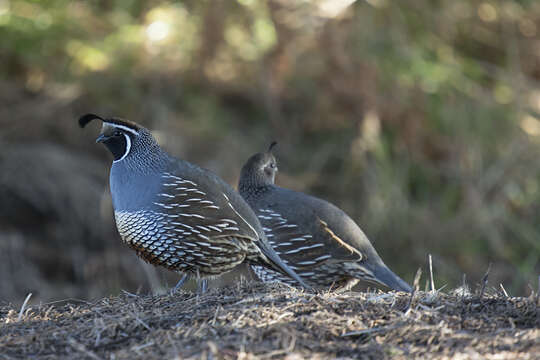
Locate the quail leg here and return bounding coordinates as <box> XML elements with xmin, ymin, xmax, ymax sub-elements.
<box><xmin>172</xmin><ymin>273</ymin><xmax>190</xmax><ymax>293</ymax></box>
<box><xmin>197</xmin><ymin>278</ymin><xmax>208</xmax><ymax>294</ymax></box>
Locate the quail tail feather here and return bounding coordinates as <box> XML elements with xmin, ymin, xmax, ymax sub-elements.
<box><xmin>370</xmin><ymin>263</ymin><xmax>412</xmax><ymax>293</ymax></box>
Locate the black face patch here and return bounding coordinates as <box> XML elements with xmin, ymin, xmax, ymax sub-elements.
<box><xmin>103</xmin><ymin>133</ymin><xmax>128</xmax><ymax>161</ymax></box>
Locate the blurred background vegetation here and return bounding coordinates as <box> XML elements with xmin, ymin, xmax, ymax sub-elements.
<box><xmin>1</xmin><ymin>0</ymin><xmax>539</xmax><ymax>302</ymax></box>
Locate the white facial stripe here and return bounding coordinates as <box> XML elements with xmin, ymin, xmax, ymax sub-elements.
<box><xmin>113</xmin><ymin>133</ymin><xmax>131</xmax><ymax>163</ymax></box>
<box><xmin>109</xmin><ymin>123</ymin><xmax>139</xmax><ymax>136</ymax></box>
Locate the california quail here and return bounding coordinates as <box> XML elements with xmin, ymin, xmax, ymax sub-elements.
<box><xmin>238</xmin><ymin>143</ymin><xmax>412</xmax><ymax>292</ymax></box>
<box><xmin>79</xmin><ymin>114</ymin><xmax>308</xmax><ymax>292</ymax></box>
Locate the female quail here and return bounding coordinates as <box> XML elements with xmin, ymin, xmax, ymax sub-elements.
<box><xmin>79</xmin><ymin>114</ymin><xmax>308</xmax><ymax>292</ymax></box>
<box><xmin>238</xmin><ymin>143</ymin><xmax>412</xmax><ymax>292</ymax></box>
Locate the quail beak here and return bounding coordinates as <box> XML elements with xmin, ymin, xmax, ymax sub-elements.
<box><xmin>95</xmin><ymin>133</ymin><xmax>108</xmax><ymax>143</ymax></box>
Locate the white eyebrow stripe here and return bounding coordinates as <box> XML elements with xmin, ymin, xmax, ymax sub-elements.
<box><xmin>109</xmin><ymin>123</ymin><xmax>139</xmax><ymax>136</ymax></box>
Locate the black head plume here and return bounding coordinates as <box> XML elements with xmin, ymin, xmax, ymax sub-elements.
<box><xmin>79</xmin><ymin>113</ymin><xmax>105</xmax><ymax>128</ymax></box>
<box><xmin>78</xmin><ymin>114</ymin><xmax>142</xmax><ymax>132</ymax></box>
<box><xmin>268</xmin><ymin>141</ymin><xmax>277</xmax><ymax>152</ymax></box>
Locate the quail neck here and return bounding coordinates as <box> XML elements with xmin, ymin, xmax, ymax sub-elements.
<box><xmin>95</xmin><ymin>122</ymin><xmax>168</xmax><ymax>212</ymax></box>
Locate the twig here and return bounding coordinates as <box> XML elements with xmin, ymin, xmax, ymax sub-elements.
<box><xmin>342</xmin><ymin>324</ymin><xmax>402</xmax><ymax>337</ymax></box>
<box><xmin>258</xmin><ymin>334</ymin><xmax>296</xmax><ymax>358</ymax></box>
<box><xmin>404</xmin><ymin>268</ymin><xmax>422</xmax><ymax>314</ymax></box>
<box><xmin>413</xmin><ymin>267</ymin><xmax>422</xmax><ymax>290</ymax></box>
<box><xmin>68</xmin><ymin>338</ymin><xmax>102</xmax><ymax>360</ymax></box>
<box><xmin>436</xmin><ymin>284</ymin><xmax>448</xmax><ymax>292</ymax></box>
<box><xmin>129</xmin><ymin>304</ymin><xmax>152</xmax><ymax>331</ymax></box>
<box><xmin>479</xmin><ymin>263</ymin><xmax>491</xmax><ymax>299</ymax></box>
<box><xmin>499</xmin><ymin>283</ymin><xmax>509</xmax><ymax>298</ymax></box>
<box><xmin>428</xmin><ymin>254</ymin><xmax>435</xmax><ymax>293</ymax></box>
<box><xmin>17</xmin><ymin>293</ymin><xmax>32</xmax><ymax>322</ymax></box>
<box><xmin>207</xmin><ymin>341</ymin><xmax>219</xmax><ymax>357</ymax></box>
<box><xmin>341</xmin><ymin>327</ymin><xmax>386</xmax><ymax>337</ymax></box>
<box><xmin>210</xmin><ymin>306</ymin><xmax>220</xmax><ymax>326</ymax></box>
<box><xmin>121</xmin><ymin>290</ymin><xmax>139</xmax><ymax>298</ymax></box>
<box><xmin>367</xmin><ymin>293</ymin><xmax>395</xmax><ymax>304</ymax></box>
<box><xmin>167</xmin><ymin>333</ymin><xmax>180</xmax><ymax>357</ymax></box>
<box><xmin>417</xmin><ymin>303</ymin><xmax>445</xmax><ymax>312</ymax></box>
<box><xmin>456</xmin><ymin>273</ymin><xmax>468</xmax><ymax>298</ymax></box>
<box><xmin>93</xmin><ymin>318</ymin><xmax>105</xmax><ymax>347</ymax></box>
<box><xmin>256</xmin><ymin>312</ymin><xmax>293</xmax><ymax>328</ymax></box>
<box><xmin>131</xmin><ymin>341</ymin><xmax>155</xmax><ymax>352</ymax></box>
<box><xmin>129</xmin><ymin>311</ymin><xmax>152</xmax><ymax>331</ymax></box>
<box><xmin>41</xmin><ymin>297</ymin><xmax>91</xmax><ymax>306</ymax></box>
<box><xmin>232</xmin><ymin>293</ymin><xmax>273</xmax><ymax>306</ymax></box>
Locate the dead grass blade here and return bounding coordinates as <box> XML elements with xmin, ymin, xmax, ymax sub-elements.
<box><xmin>17</xmin><ymin>293</ymin><xmax>32</xmax><ymax>322</ymax></box>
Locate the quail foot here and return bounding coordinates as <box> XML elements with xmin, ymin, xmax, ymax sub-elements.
<box><xmin>79</xmin><ymin>114</ymin><xmax>309</xmax><ymax>293</ymax></box>
<box><xmin>238</xmin><ymin>143</ymin><xmax>412</xmax><ymax>292</ymax></box>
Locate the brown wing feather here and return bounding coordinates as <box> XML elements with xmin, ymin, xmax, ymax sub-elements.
<box><xmin>316</xmin><ymin>218</ymin><xmax>363</xmax><ymax>260</ymax></box>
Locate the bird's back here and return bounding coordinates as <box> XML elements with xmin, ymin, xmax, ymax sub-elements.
<box><xmin>245</xmin><ymin>185</ymin><xmax>379</xmax><ymax>263</ymax></box>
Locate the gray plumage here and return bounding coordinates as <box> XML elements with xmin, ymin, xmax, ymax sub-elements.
<box><xmin>238</xmin><ymin>144</ymin><xmax>412</xmax><ymax>292</ymax></box>
<box><xmin>79</xmin><ymin>114</ymin><xmax>308</xmax><ymax>290</ymax></box>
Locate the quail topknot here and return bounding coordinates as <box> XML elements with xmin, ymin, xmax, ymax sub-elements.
<box><xmin>79</xmin><ymin>114</ymin><xmax>308</xmax><ymax>292</ymax></box>
<box><xmin>238</xmin><ymin>143</ymin><xmax>412</xmax><ymax>292</ymax></box>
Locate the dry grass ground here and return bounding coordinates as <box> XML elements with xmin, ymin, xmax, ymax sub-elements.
<box><xmin>0</xmin><ymin>282</ymin><xmax>538</xmax><ymax>360</ymax></box>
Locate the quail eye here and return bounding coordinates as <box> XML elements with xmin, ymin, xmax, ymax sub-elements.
<box><xmin>113</xmin><ymin>131</ymin><xmax>122</xmax><ymax>137</ymax></box>
<box><xmin>270</xmin><ymin>163</ymin><xmax>276</xmax><ymax>169</ymax></box>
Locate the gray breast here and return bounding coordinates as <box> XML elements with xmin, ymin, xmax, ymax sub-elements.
<box><xmin>109</xmin><ymin>163</ymin><xmax>162</xmax><ymax>212</ymax></box>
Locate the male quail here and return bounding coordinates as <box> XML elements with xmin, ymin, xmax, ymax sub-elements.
<box><xmin>238</xmin><ymin>143</ymin><xmax>412</xmax><ymax>292</ymax></box>
<box><xmin>79</xmin><ymin>114</ymin><xmax>308</xmax><ymax>292</ymax></box>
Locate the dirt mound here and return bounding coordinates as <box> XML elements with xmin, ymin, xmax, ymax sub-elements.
<box><xmin>1</xmin><ymin>283</ymin><xmax>538</xmax><ymax>359</ymax></box>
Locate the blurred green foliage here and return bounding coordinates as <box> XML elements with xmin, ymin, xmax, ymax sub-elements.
<box><xmin>1</xmin><ymin>0</ymin><xmax>539</xmax><ymax>297</ymax></box>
